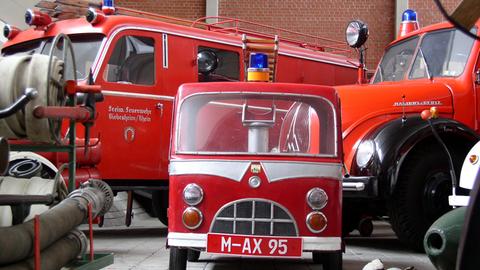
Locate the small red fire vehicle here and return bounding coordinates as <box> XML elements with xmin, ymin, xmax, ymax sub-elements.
<box><xmin>167</xmin><ymin>81</ymin><xmax>343</xmax><ymax>270</ymax></box>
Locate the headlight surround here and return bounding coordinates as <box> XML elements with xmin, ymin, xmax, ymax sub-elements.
<box><xmin>183</xmin><ymin>183</ymin><xmax>203</xmax><ymax>206</ymax></box>
<box><xmin>356</xmin><ymin>140</ymin><xmax>375</xmax><ymax>168</ymax></box>
<box><xmin>345</xmin><ymin>20</ymin><xmax>369</xmax><ymax>48</ymax></box>
<box><xmin>306</xmin><ymin>188</ymin><xmax>328</xmax><ymax>210</ymax></box>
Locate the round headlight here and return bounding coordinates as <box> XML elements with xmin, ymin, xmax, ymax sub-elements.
<box><xmin>307</xmin><ymin>188</ymin><xmax>328</xmax><ymax>210</ymax></box>
<box><xmin>197</xmin><ymin>50</ymin><xmax>218</xmax><ymax>74</ymax></box>
<box><xmin>345</xmin><ymin>20</ymin><xmax>369</xmax><ymax>48</ymax></box>
<box><xmin>183</xmin><ymin>183</ymin><xmax>203</xmax><ymax>206</ymax></box>
<box><xmin>356</xmin><ymin>140</ymin><xmax>375</xmax><ymax>168</ymax></box>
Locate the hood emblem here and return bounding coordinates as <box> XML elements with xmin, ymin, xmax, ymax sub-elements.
<box><xmin>250</xmin><ymin>164</ymin><xmax>261</xmax><ymax>174</ymax></box>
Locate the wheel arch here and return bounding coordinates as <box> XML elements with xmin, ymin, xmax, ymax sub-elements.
<box><xmin>352</xmin><ymin>117</ymin><xmax>479</xmax><ymax>198</ymax></box>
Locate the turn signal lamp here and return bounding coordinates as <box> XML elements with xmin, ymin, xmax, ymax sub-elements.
<box><xmin>3</xmin><ymin>25</ymin><xmax>20</xmax><ymax>40</ymax></box>
<box><xmin>102</xmin><ymin>0</ymin><xmax>116</xmax><ymax>15</ymax></box>
<box><xmin>182</xmin><ymin>207</ymin><xmax>203</xmax><ymax>229</ymax></box>
<box><xmin>86</xmin><ymin>8</ymin><xmax>106</xmax><ymax>25</ymax></box>
<box><xmin>25</xmin><ymin>9</ymin><xmax>52</xmax><ymax>27</ymax></box>
<box><xmin>469</xmin><ymin>155</ymin><xmax>478</xmax><ymax>165</ymax></box>
<box><xmin>306</xmin><ymin>211</ymin><xmax>327</xmax><ymax>233</ymax></box>
<box><xmin>399</xmin><ymin>9</ymin><xmax>419</xmax><ymax>37</ymax></box>
<box><xmin>247</xmin><ymin>53</ymin><xmax>270</xmax><ymax>82</ymax></box>
<box><xmin>421</xmin><ymin>107</ymin><xmax>439</xmax><ymax>120</ymax></box>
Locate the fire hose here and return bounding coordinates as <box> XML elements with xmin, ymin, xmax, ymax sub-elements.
<box><xmin>0</xmin><ymin>54</ymin><xmax>65</xmax><ymax>143</ymax></box>
<box><xmin>0</xmin><ymin>179</ymin><xmax>113</xmax><ymax>267</ymax></box>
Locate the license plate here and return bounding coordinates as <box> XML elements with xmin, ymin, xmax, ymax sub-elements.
<box><xmin>207</xmin><ymin>233</ymin><xmax>302</xmax><ymax>257</ymax></box>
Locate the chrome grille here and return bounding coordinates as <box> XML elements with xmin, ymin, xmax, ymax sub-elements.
<box><xmin>210</xmin><ymin>199</ymin><xmax>298</xmax><ymax>236</ymax></box>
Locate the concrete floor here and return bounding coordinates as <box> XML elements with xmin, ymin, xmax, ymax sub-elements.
<box><xmin>89</xmin><ymin>220</ymin><xmax>436</xmax><ymax>270</ymax></box>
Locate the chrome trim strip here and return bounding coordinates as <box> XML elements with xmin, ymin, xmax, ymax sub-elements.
<box><xmin>342</xmin><ymin>182</ymin><xmax>366</xmax><ymax>191</ymax></box>
<box><xmin>168</xmin><ymin>232</ymin><xmax>207</xmax><ymax>248</ymax></box>
<box><xmin>169</xmin><ymin>160</ymin><xmax>250</xmax><ymax>182</ymax></box>
<box><xmin>167</xmin><ymin>233</ymin><xmax>341</xmax><ymax>251</ymax></box>
<box><xmin>262</xmin><ymin>162</ymin><xmax>342</xmax><ymax>182</ymax></box>
<box><xmin>102</xmin><ymin>90</ymin><xmax>174</xmax><ymax>101</ymax></box>
<box><xmin>162</xmin><ymin>33</ymin><xmax>168</xmax><ymax>68</ymax></box>
<box><xmin>302</xmin><ymin>237</ymin><xmax>341</xmax><ymax>251</ymax></box>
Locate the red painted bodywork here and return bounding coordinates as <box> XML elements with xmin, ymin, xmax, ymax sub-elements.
<box><xmin>2</xmin><ymin>14</ymin><xmax>358</xmax><ymax>188</ymax></box>
<box><xmin>338</xmin><ymin>20</ymin><xmax>480</xmax><ymax>172</ymax></box>
<box><xmin>168</xmin><ymin>83</ymin><xmax>343</xmax><ymax>244</ymax></box>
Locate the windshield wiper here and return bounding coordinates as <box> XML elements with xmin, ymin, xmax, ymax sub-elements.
<box><xmin>418</xmin><ymin>47</ymin><xmax>433</xmax><ymax>80</ymax></box>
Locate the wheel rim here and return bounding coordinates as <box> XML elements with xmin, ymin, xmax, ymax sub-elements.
<box><xmin>423</xmin><ymin>170</ymin><xmax>452</xmax><ymax>221</ymax></box>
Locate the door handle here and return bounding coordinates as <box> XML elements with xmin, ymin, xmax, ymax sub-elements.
<box><xmin>156</xmin><ymin>103</ymin><xmax>164</xmax><ymax>116</ymax></box>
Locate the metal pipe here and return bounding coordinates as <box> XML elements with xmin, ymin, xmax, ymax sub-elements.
<box><xmin>0</xmin><ymin>230</ymin><xmax>88</xmax><ymax>270</ymax></box>
<box><xmin>0</xmin><ymin>180</ymin><xmax>112</xmax><ymax>265</ymax></box>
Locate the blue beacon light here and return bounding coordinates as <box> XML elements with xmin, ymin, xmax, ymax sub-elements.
<box><xmin>102</xmin><ymin>0</ymin><xmax>115</xmax><ymax>14</ymax></box>
<box><xmin>247</xmin><ymin>53</ymin><xmax>270</xmax><ymax>82</ymax></box>
<box><xmin>402</xmin><ymin>9</ymin><xmax>417</xmax><ymax>22</ymax></box>
<box><xmin>250</xmin><ymin>53</ymin><xmax>268</xmax><ymax>69</ymax></box>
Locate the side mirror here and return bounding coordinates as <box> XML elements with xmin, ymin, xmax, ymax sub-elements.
<box><xmin>345</xmin><ymin>20</ymin><xmax>369</xmax><ymax>48</ymax></box>
<box><xmin>0</xmin><ymin>137</ymin><xmax>9</xmax><ymax>176</ymax></box>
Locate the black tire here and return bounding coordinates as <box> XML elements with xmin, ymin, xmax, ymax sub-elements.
<box><xmin>358</xmin><ymin>217</ymin><xmax>373</xmax><ymax>237</ymax></box>
<box><xmin>342</xmin><ymin>207</ymin><xmax>360</xmax><ymax>236</ymax></box>
<box><xmin>187</xmin><ymin>249</ymin><xmax>200</xmax><ymax>262</ymax></box>
<box><xmin>312</xmin><ymin>251</ymin><xmax>342</xmax><ymax>270</ymax></box>
<box><xmin>152</xmin><ymin>190</ymin><xmax>169</xmax><ymax>226</ymax></box>
<box><xmin>169</xmin><ymin>247</ymin><xmax>187</xmax><ymax>270</ymax></box>
<box><xmin>388</xmin><ymin>146</ymin><xmax>459</xmax><ymax>251</ymax></box>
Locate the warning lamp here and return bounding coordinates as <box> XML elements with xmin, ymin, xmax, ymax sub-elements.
<box><xmin>25</xmin><ymin>9</ymin><xmax>52</xmax><ymax>27</ymax></box>
<box><xmin>3</xmin><ymin>24</ymin><xmax>20</xmax><ymax>40</ymax></box>
<box><xmin>247</xmin><ymin>53</ymin><xmax>270</xmax><ymax>82</ymax></box>
<box><xmin>102</xmin><ymin>0</ymin><xmax>116</xmax><ymax>15</ymax></box>
<box><xmin>398</xmin><ymin>9</ymin><xmax>419</xmax><ymax>37</ymax></box>
<box><xmin>86</xmin><ymin>8</ymin><xmax>106</xmax><ymax>25</ymax></box>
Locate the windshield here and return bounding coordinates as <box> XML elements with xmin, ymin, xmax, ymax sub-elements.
<box><xmin>372</xmin><ymin>37</ymin><xmax>419</xmax><ymax>83</ymax></box>
<box><xmin>2</xmin><ymin>34</ymin><xmax>104</xmax><ymax>80</ymax></box>
<box><xmin>409</xmin><ymin>28</ymin><xmax>476</xmax><ymax>79</ymax></box>
<box><xmin>176</xmin><ymin>92</ymin><xmax>337</xmax><ymax>157</ymax></box>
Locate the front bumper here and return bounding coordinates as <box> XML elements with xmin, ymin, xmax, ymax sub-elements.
<box><xmin>167</xmin><ymin>232</ymin><xmax>341</xmax><ymax>251</ymax></box>
<box><xmin>342</xmin><ymin>176</ymin><xmax>378</xmax><ymax>198</ymax></box>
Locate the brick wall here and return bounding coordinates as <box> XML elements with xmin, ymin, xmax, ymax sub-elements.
<box><xmin>115</xmin><ymin>1</ymin><xmax>463</xmax><ymax>69</ymax></box>
<box><xmin>116</xmin><ymin>0</ymin><xmax>205</xmax><ymax>20</ymax></box>
<box><xmin>409</xmin><ymin>0</ymin><xmax>462</xmax><ymax>27</ymax></box>
<box><xmin>218</xmin><ymin>0</ymin><xmax>395</xmax><ymax>70</ymax></box>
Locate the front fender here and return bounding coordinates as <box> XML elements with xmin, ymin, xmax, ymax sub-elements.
<box><xmin>350</xmin><ymin>116</ymin><xmax>479</xmax><ymax>198</ymax></box>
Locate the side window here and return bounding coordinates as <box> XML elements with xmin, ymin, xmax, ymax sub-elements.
<box><xmin>197</xmin><ymin>46</ymin><xmax>239</xmax><ymax>82</ymax></box>
<box><xmin>103</xmin><ymin>35</ymin><xmax>155</xmax><ymax>85</ymax></box>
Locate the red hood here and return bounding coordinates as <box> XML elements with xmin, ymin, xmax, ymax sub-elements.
<box><xmin>336</xmin><ymin>80</ymin><xmax>453</xmax><ymax>138</ymax></box>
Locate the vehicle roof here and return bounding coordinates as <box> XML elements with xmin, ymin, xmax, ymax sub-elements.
<box><xmin>389</xmin><ymin>19</ymin><xmax>480</xmax><ymax>46</ymax></box>
<box><xmin>3</xmin><ymin>15</ymin><xmax>357</xmax><ymax>68</ymax></box>
<box><xmin>177</xmin><ymin>82</ymin><xmax>339</xmax><ymax>103</ymax></box>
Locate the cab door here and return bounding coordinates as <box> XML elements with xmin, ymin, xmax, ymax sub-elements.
<box><xmin>94</xmin><ymin>30</ymin><xmax>170</xmax><ymax>180</ymax></box>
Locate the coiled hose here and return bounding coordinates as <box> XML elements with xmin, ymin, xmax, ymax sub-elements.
<box><xmin>0</xmin><ymin>54</ymin><xmax>64</xmax><ymax>143</ymax></box>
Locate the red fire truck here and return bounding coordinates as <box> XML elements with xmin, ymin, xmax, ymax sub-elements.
<box><xmin>339</xmin><ymin>10</ymin><xmax>480</xmax><ymax>250</ymax></box>
<box><xmin>0</xmin><ymin>1</ymin><xmax>358</xmax><ymax>225</ymax></box>
<box><xmin>167</xmin><ymin>80</ymin><xmax>343</xmax><ymax>270</ymax></box>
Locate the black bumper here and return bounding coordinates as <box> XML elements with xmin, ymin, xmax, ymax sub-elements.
<box><xmin>342</xmin><ymin>176</ymin><xmax>378</xmax><ymax>198</ymax></box>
